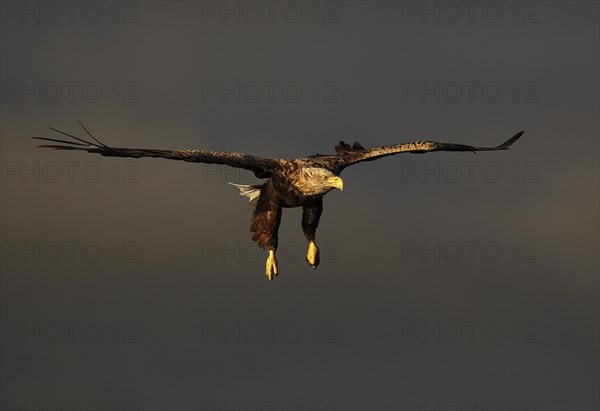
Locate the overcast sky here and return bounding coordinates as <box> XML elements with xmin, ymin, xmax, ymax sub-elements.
<box><xmin>1</xmin><ymin>1</ymin><xmax>598</xmax><ymax>410</ymax></box>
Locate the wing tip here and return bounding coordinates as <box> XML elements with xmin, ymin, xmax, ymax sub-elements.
<box><xmin>514</xmin><ymin>130</ymin><xmax>525</xmax><ymax>140</ymax></box>
<box><xmin>498</xmin><ymin>130</ymin><xmax>525</xmax><ymax>150</ymax></box>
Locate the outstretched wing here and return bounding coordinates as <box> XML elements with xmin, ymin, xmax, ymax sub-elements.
<box><xmin>335</xmin><ymin>131</ymin><xmax>524</xmax><ymax>169</ymax></box>
<box><xmin>34</xmin><ymin>122</ymin><xmax>280</xmax><ymax>178</ymax></box>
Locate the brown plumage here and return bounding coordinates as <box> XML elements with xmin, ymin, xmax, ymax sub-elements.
<box><xmin>34</xmin><ymin>122</ymin><xmax>524</xmax><ymax>280</ymax></box>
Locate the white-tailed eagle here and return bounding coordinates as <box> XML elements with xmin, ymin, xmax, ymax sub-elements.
<box><xmin>35</xmin><ymin>122</ymin><xmax>524</xmax><ymax>281</ymax></box>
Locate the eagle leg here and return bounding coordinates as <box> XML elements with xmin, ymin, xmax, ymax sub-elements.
<box><xmin>306</xmin><ymin>241</ymin><xmax>320</xmax><ymax>269</ymax></box>
<box><xmin>266</xmin><ymin>249</ymin><xmax>278</xmax><ymax>281</ymax></box>
<box><xmin>250</xmin><ymin>183</ymin><xmax>282</xmax><ymax>281</ymax></box>
<box><xmin>302</xmin><ymin>199</ymin><xmax>323</xmax><ymax>269</ymax></box>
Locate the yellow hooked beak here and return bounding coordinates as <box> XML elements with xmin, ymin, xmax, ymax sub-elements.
<box><xmin>325</xmin><ymin>176</ymin><xmax>344</xmax><ymax>191</ymax></box>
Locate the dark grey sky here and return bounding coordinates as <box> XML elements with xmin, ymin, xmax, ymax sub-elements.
<box><xmin>1</xmin><ymin>1</ymin><xmax>598</xmax><ymax>410</ymax></box>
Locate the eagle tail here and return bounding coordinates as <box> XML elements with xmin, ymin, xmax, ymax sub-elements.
<box><xmin>229</xmin><ymin>183</ymin><xmax>264</xmax><ymax>206</ymax></box>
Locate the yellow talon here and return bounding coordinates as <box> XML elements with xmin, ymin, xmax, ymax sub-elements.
<box><xmin>266</xmin><ymin>250</ymin><xmax>278</xmax><ymax>280</ymax></box>
<box><xmin>306</xmin><ymin>241</ymin><xmax>320</xmax><ymax>269</ymax></box>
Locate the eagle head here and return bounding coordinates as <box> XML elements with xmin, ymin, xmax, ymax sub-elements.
<box><xmin>295</xmin><ymin>167</ymin><xmax>343</xmax><ymax>195</ymax></box>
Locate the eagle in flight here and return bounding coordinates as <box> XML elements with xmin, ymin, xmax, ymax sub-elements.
<box><xmin>35</xmin><ymin>123</ymin><xmax>524</xmax><ymax>281</ymax></box>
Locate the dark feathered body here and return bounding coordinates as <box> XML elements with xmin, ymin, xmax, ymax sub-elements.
<box><xmin>250</xmin><ymin>156</ymin><xmax>343</xmax><ymax>249</ymax></box>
